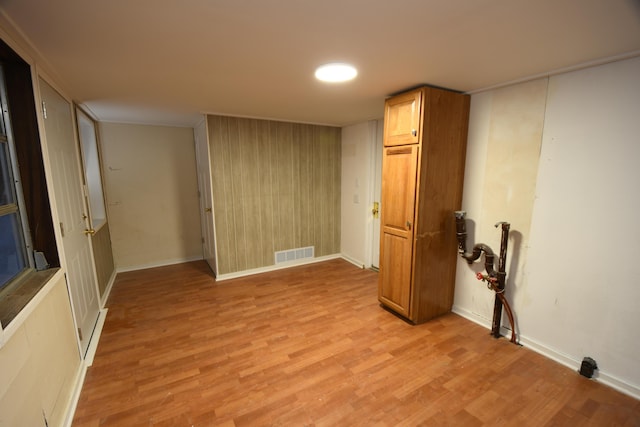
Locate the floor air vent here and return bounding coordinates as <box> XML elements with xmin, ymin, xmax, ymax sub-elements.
<box><xmin>275</xmin><ymin>246</ymin><xmax>314</xmax><ymax>264</ymax></box>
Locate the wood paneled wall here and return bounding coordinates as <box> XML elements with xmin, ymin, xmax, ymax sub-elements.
<box><xmin>92</xmin><ymin>223</ymin><xmax>114</xmax><ymax>298</ymax></box>
<box><xmin>208</xmin><ymin>115</ymin><xmax>341</xmax><ymax>275</ymax></box>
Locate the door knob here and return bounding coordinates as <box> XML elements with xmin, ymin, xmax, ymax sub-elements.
<box><xmin>205</xmin><ymin>207</ymin><xmax>212</xmax><ymax>212</ymax></box>
<box><xmin>406</xmin><ymin>220</ymin><xmax>412</xmax><ymax>230</ymax></box>
<box><xmin>83</xmin><ymin>229</ymin><xmax>96</xmax><ymax>236</ymax></box>
<box><xmin>372</xmin><ymin>202</ymin><xmax>379</xmax><ymax>218</ymax></box>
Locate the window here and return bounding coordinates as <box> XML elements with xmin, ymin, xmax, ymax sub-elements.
<box><xmin>0</xmin><ymin>38</ymin><xmax>59</xmax><ymax>327</ymax></box>
<box><xmin>0</xmin><ymin>65</ymin><xmax>31</xmax><ymax>290</ymax></box>
<box><xmin>76</xmin><ymin>107</ymin><xmax>107</xmax><ymax>230</ymax></box>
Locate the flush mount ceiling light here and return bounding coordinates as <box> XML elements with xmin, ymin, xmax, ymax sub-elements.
<box><xmin>315</xmin><ymin>63</ymin><xmax>358</xmax><ymax>83</ymax></box>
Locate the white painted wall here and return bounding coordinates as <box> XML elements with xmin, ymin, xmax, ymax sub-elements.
<box><xmin>453</xmin><ymin>56</ymin><xmax>640</xmax><ymax>398</ymax></box>
<box><xmin>525</xmin><ymin>56</ymin><xmax>640</xmax><ymax>394</ymax></box>
<box><xmin>100</xmin><ymin>123</ymin><xmax>203</xmax><ymax>271</ymax></box>
<box><xmin>0</xmin><ymin>18</ymin><xmax>84</xmax><ymax>427</ymax></box>
<box><xmin>453</xmin><ymin>77</ymin><xmax>547</xmax><ymax>330</ymax></box>
<box><xmin>341</xmin><ymin>120</ymin><xmax>380</xmax><ymax>268</ymax></box>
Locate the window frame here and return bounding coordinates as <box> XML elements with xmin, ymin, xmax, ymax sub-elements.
<box><xmin>75</xmin><ymin>106</ymin><xmax>107</xmax><ymax>232</ymax></box>
<box><xmin>0</xmin><ymin>41</ymin><xmax>60</xmax><ymax>329</ymax></box>
<box><xmin>0</xmin><ymin>64</ymin><xmax>34</xmax><ymax>291</ymax></box>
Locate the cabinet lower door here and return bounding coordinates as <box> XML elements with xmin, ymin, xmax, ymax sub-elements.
<box><xmin>379</xmin><ymin>230</ymin><xmax>413</xmax><ymax>317</ymax></box>
<box><xmin>378</xmin><ymin>145</ymin><xmax>419</xmax><ymax>319</ymax></box>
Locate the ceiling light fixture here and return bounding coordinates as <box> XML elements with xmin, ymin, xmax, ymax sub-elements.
<box><xmin>315</xmin><ymin>63</ymin><xmax>358</xmax><ymax>83</ymax></box>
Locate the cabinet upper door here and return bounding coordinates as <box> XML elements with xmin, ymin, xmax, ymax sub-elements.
<box><xmin>383</xmin><ymin>89</ymin><xmax>422</xmax><ymax>146</ymax></box>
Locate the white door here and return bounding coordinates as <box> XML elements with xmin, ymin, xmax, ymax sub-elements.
<box><xmin>371</xmin><ymin>119</ymin><xmax>383</xmax><ymax>269</ymax></box>
<box><xmin>194</xmin><ymin>119</ymin><xmax>217</xmax><ymax>275</ymax></box>
<box><xmin>40</xmin><ymin>79</ymin><xmax>100</xmax><ymax>356</ymax></box>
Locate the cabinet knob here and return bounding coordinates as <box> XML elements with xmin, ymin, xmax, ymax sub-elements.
<box><xmin>411</xmin><ymin>129</ymin><xmax>417</xmax><ymax>137</ymax></box>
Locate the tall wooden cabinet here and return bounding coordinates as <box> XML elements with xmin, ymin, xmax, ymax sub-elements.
<box><xmin>378</xmin><ymin>86</ymin><xmax>470</xmax><ymax>324</ymax></box>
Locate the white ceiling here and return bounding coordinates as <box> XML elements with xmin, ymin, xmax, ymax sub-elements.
<box><xmin>1</xmin><ymin>0</ymin><xmax>639</xmax><ymax>127</ymax></box>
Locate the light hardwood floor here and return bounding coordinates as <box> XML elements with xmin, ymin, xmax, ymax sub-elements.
<box><xmin>72</xmin><ymin>259</ymin><xmax>640</xmax><ymax>426</ymax></box>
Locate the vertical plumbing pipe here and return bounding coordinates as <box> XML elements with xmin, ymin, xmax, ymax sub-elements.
<box><xmin>491</xmin><ymin>222</ymin><xmax>510</xmax><ymax>338</ymax></box>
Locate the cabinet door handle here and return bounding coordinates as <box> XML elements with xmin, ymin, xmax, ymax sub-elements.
<box><xmin>411</xmin><ymin>129</ymin><xmax>417</xmax><ymax>137</ymax></box>
<box><xmin>406</xmin><ymin>220</ymin><xmax>412</xmax><ymax>230</ymax></box>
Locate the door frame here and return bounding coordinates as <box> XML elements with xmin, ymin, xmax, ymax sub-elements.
<box><xmin>36</xmin><ymin>75</ymin><xmax>101</xmax><ymax>358</ymax></box>
<box><xmin>194</xmin><ymin>117</ymin><xmax>217</xmax><ymax>275</ymax></box>
<box><xmin>369</xmin><ymin>119</ymin><xmax>383</xmax><ymax>269</ymax></box>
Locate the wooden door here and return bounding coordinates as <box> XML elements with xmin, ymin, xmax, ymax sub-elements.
<box><xmin>383</xmin><ymin>89</ymin><xmax>422</xmax><ymax>146</ymax></box>
<box><xmin>40</xmin><ymin>79</ymin><xmax>100</xmax><ymax>357</ymax></box>
<box><xmin>378</xmin><ymin>145</ymin><xmax>419</xmax><ymax>318</ymax></box>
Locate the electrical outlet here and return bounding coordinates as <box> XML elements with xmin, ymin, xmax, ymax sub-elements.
<box><xmin>579</xmin><ymin>356</ymin><xmax>598</xmax><ymax>378</ymax></box>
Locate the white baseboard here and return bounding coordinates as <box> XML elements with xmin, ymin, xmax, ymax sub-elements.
<box><xmin>340</xmin><ymin>254</ymin><xmax>366</xmax><ymax>269</ymax></box>
<box><xmin>62</xmin><ymin>361</ymin><xmax>87</xmax><ymax>427</ymax></box>
<box><xmin>84</xmin><ymin>308</ymin><xmax>108</xmax><ymax>367</ymax></box>
<box><xmin>517</xmin><ymin>331</ymin><xmax>640</xmax><ymax>400</ymax></box>
<box><xmin>216</xmin><ymin>254</ymin><xmax>342</xmax><ymax>281</ymax></box>
<box><xmin>451</xmin><ymin>305</ymin><xmax>640</xmax><ymax>400</ymax></box>
<box><xmin>451</xmin><ymin>305</ymin><xmax>493</xmax><ymax>330</ymax></box>
<box><xmin>115</xmin><ymin>253</ymin><xmax>359</xmax><ymax>280</ymax></box>
<box><xmin>116</xmin><ymin>255</ymin><xmax>204</xmax><ymax>273</ymax></box>
<box><xmin>99</xmin><ymin>270</ymin><xmax>117</xmax><ymax>307</ymax></box>
<box><xmin>63</xmin><ymin>306</ymin><xmax>109</xmax><ymax>426</ymax></box>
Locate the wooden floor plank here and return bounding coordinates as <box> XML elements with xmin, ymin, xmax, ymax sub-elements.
<box><xmin>72</xmin><ymin>259</ymin><xmax>639</xmax><ymax>426</ymax></box>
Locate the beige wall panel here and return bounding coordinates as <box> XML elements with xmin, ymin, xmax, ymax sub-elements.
<box><xmin>291</xmin><ymin>124</ymin><xmax>303</xmax><ymax>247</ymax></box>
<box><xmin>311</xmin><ymin>126</ymin><xmax>341</xmax><ymax>257</ymax></box>
<box><xmin>209</xmin><ymin>116</ymin><xmax>235</xmax><ymax>273</ymax></box>
<box><xmin>227</xmin><ymin>118</ymin><xmax>247</xmax><ymax>270</ymax></box>
<box><xmin>240</xmin><ymin>119</ymin><xmax>264</xmax><ymax>269</ymax></box>
<box><xmin>100</xmin><ymin>123</ymin><xmax>201</xmax><ymax>270</ymax></box>
<box><xmin>256</xmin><ymin>119</ymin><xmax>275</xmax><ymax>264</ymax></box>
<box><xmin>265</xmin><ymin>122</ymin><xmax>281</xmax><ymax>259</ymax></box>
<box><xmin>455</xmin><ymin>79</ymin><xmax>548</xmax><ymax>320</ymax></box>
<box><xmin>482</xmin><ymin>78</ymin><xmax>547</xmax><ymax>235</ymax></box>
<box><xmin>0</xmin><ymin>334</ymin><xmax>42</xmax><ymax>427</ymax></box>
<box><xmin>297</xmin><ymin>125</ymin><xmax>313</xmax><ymax>248</ymax></box>
<box><xmin>275</xmin><ymin>121</ymin><xmax>295</xmax><ymax>252</ymax></box>
<box><xmin>330</xmin><ymin>127</ymin><xmax>342</xmax><ymax>253</ymax></box>
<box><xmin>208</xmin><ymin>115</ymin><xmax>341</xmax><ymax>275</ymax></box>
<box><xmin>24</xmin><ymin>275</ymin><xmax>80</xmax><ymax>424</ymax></box>
<box><xmin>311</xmin><ymin>128</ymin><xmax>325</xmax><ymax>256</ymax></box>
<box><xmin>0</xmin><ymin>274</ymin><xmax>81</xmax><ymax>427</ymax></box>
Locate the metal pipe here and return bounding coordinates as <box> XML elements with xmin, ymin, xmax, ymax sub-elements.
<box><xmin>455</xmin><ymin>211</ymin><xmax>496</xmax><ymax>277</ymax></box>
<box><xmin>454</xmin><ymin>211</ymin><xmax>517</xmax><ymax>344</ymax></box>
<box><xmin>491</xmin><ymin>221</ymin><xmax>510</xmax><ymax>339</ymax></box>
